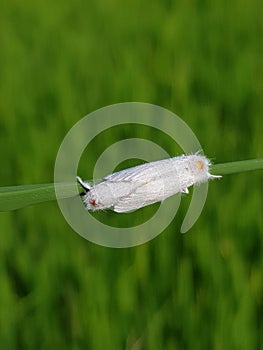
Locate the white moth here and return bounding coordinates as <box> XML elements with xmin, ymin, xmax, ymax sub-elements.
<box><xmin>77</xmin><ymin>154</ymin><xmax>221</xmax><ymax>213</ymax></box>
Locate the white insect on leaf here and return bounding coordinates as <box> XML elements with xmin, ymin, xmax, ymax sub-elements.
<box><xmin>77</xmin><ymin>154</ymin><xmax>221</xmax><ymax>213</ymax></box>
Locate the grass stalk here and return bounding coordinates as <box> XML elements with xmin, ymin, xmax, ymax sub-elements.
<box><xmin>0</xmin><ymin>158</ymin><xmax>262</xmax><ymax>211</ymax></box>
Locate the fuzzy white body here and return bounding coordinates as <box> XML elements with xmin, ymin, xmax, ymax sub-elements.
<box><xmin>77</xmin><ymin>154</ymin><xmax>220</xmax><ymax>213</ymax></box>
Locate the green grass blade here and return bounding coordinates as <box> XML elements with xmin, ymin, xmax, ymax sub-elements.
<box><xmin>0</xmin><ymin>183</ymin><xmax>78</xmax><ymax>211</ymax></box>
<box><xmin>0</xmin><ymin>158</ymin><xmax>262</xmax><ymax>212</ymax></box>
<box><xmin>210</xmin><ymin>158</ymin><xmax>263</xmax><ymax>175</ymax></box>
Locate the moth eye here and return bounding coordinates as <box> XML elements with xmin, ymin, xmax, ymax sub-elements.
<box><xmin>196</xmin><ymin>160</ymin><xmax>204</xmax><ymax>170</ymax></box>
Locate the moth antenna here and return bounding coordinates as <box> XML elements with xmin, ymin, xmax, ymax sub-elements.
<box><xmin>76</xmin><ymin>176</ymin><xmax>91</xmax><ymax>193</ymax></box>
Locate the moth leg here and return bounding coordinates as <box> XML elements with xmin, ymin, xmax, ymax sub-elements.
<box><xmin>181</xmin><ymin>188</ymin><xmax>189</xmax><ymax>194</ymax></box>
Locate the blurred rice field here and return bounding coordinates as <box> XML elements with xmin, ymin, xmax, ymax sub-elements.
<box><xmin>0</xmin><ymin>0</ymin><xmax>262</xmax><ymax>349</ymax></box>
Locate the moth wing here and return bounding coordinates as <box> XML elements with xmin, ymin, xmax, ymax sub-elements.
<box><xmin>104</xmin><ymin>160</ymin><xmax>172</xmax><ymax>183</ymax></box>
<box><xmin>113</xmin><ymin>180</ymin><xmax>165</xmax><ymax>213</ymax></box>
<box><xmin>113</xmin><ymin>193</ymin><xmax>156</xmax><ymax>213</ymax></box>
<box><xmin>104</xmin><ymin>163</ymin><xmax>153</xmax><ymax>182</ymax></box>
<box><xmin>113</xmin><ymin>196</ymin><xmax>142</xmax><ymax>213</ymax></box>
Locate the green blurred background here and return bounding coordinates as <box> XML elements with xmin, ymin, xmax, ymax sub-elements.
<box><xmin>0</xmin><ymin>0</ymin><xmax>262</xmax><ymax>349</ymax></box>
